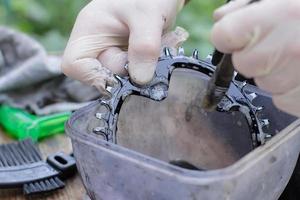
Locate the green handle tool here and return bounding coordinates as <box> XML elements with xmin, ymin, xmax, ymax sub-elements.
<box><xmin>0</xmin><ymin>105</ymin><xmax>71</xmax><ymax>141</ymax></box>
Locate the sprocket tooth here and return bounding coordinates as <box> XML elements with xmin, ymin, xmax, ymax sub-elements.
<box><xmin>178</xmin><ymin>47</ymin><xmax>185</xmax><ymax>56</ymax></box>
<box><xmin>124</xmin><ymin>63</ymin><xmax>129</xmax><ymax>71</ymax></box>
<box><xmin>255</xmin><ymin>106</ymin><xmax>264</xmax><ymax>113</ymax></box>
<box><xmin>192</xmin><ymin>49</ymin><xmax>199</xmax><ymax>59</ymax></box>
<box><xmin>237</xmin><ymin>81</ymin><xmax>247</xmax><ymax>90</ymax></box>
<box><xmin>261</xmin><ymin>119</ymin><xmax>270</xmax><ymax>127</ymax></box>
<box><xmin>265</xmin><ymin>134</ymin><xmax>272</xmax><ymax>139</ymax></box>
<box><xmin>95</xmin><ymin>113</ymin><xmax>104</xmax><ymax>120</ymax></box>
<box><xmin>163</xmin><ymin>47</ymin><xmax>172</xmax><ymax>57</ymax></box>
<box><xmin>93</xmin><ymin>127</ymin><xmax>106</xmax><ymax>134</ymax></box>
<box><xmin>233</xmin><ymin>71</ymin><xmax>238</xmax><ymax>78</ymax></box>
<box><xmin>205</xmin><ymin>54</ymin><xmax>213</xmax><ymax>63</ymax></box>
<box><xmin>247</xmin><ymin>93</ymin><xmax>258</xmax><ymax>102</ymax></box>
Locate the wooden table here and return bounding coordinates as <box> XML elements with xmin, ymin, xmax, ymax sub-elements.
<box><xmin>0</xmin><ymin>128</ymin><xmax>86</xmax><ymax>200</ymax></box>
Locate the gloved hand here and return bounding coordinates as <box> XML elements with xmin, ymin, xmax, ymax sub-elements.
<box><xmin>62</xmin><ymin>0</ymin><xmax>186</xmax><ymax>98</ymax></box>
<box><xmin>211</xmin><ymin>0</ymin><xmax>300</xmax><ymax>117</ymax></box>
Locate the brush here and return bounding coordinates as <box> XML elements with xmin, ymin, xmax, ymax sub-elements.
<box><xmin>0</xmin><ymin>139</ymin><xmax>76</xmax><ymax>195</ymax></box>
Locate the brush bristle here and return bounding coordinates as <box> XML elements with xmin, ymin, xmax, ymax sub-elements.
<box><xmin>23</xmin><ymin>177</ymin><xmax>65</xmax><ymax>195</ymax></box>
<box><xmin>0</xmin><ymin>139</ymin><xmax>66</xmax><ymax>195</ymax></box>
<box><xmin>0</xmin><ymin>139</ymin><xmax>42</xmax><ymax>167</ymax></box>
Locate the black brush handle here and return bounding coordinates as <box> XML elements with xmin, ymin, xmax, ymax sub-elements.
<box><xmin>203</xmin><ymin>0</ymin><xmax>261</xmax><ymax>110</ymax></box>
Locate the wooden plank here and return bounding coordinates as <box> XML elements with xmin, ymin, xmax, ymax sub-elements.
<box><xmin>0</xmin><ymin>128</ymin><xmax>86</xmax><ymax>200</ymax></box>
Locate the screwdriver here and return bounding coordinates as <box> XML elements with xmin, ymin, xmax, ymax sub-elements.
<box><xmin>202</xmin><ymin>0</ymin><xmax>261</xmax><ymax>111</ymax></box>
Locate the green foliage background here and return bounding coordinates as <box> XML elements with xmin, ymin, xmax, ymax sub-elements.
<box><xmin>0</xmin><ymin>0</ymin><xmax>224</xmax><ymax>57</ymax></box>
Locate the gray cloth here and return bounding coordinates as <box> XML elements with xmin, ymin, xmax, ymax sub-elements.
<box><xmin>0</xmin><ymin>26</ymin><xmax>61</xmax><ymax>92</ymax></box>
<box><xmin>0</xmin><ymin>27</ymin><xmax>100</xmax><ymax>115</ymax></box>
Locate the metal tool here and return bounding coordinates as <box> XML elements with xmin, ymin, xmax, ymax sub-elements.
<box><xmin>74</xmin><ymin>47</ymin><xmax>270</xmax><ymax>147</ymax></box>
<box><xmin>202</xmin><ymin>0</ymin><xmax>261</xmax><ymax>111</ymax></box>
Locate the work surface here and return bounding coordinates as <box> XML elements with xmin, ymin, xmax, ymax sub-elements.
<box><xmin>0</xmin><ymin>128</ymin><xmax>86</xmax><ymax>200</ymax></box>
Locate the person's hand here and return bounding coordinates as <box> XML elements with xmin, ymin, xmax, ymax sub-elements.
<box><xmin>62</xmin><ymin>0</ymin><xmax>186</xmax><ymax>98</ymax></box>
<box><xmin>211</xmin><ymin>0</ymin><xmax>300</xmax><ymax>117</ymax></box>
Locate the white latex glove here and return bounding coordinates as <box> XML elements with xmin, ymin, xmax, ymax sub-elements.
<box><xmin>211</xmin><ymin>0</ymin><xmax>300</xmax><ymax>117</ymax></box>
<box><xmin>62</xmin><ymin>0</ymin><xmax>185</xmax><ymax>98</ymax></box>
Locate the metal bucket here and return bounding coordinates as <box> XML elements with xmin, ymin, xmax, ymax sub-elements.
<box><xmin>67</xmin><ymin>69</ymin><xmax>299</xmax><ymax>200</ymax></box>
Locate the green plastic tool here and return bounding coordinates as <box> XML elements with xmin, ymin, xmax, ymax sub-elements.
<box><xmin>0</xmin><ymin>105</ymin><xmax>71</xmax><ymax>141</ymax></box>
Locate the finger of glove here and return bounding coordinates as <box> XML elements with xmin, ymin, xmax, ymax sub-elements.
<box><xmin>232</xmin><ymin>21</ymin><xmax>300</xmax><ymax>94</ymax></box>
<box><xmin>62</xmin><ymin>32</ymin><xmax>123</xmax><ymax>89</ymax></box>
<box><xmin>98</xmin><ymin>47</ymin><xmax>128</xmax><ymax>76</ymax></box>
<box><xmin>254</xmin><ymin>57</ymin><xmax>300</xmax><ymax>95</ymax></box>
<box><xmin>161</xmin><ymin>26</ymin><xmax>189</xmax><ymax>55</ymax></box>
<box><xmin>214</xmin><ymin>0</ymin><xmax>252</xmax><ymax>21</ymax></box>
<box><xmin>211</xmin><ymin>0</ymin><xmax>283</xmax><ymax>54</ymax></box>
<box><xmin>273</xmin><ymin>85</ymin><xmax>300</xmax><ymax>117</ymax></box>
<box><xmin>127</xmin><ymin>14</ymin><xmax>164</xmax><ymax>85</ymax></box>
<box><xmin>98</xmin><ymin>27</ymin><xmax>189</xmax><ymax>77</ymax></box>
<box><xmin>81</xmin><ymin>63</ymin><xmax>117</xmax><ymax>97</ymax></box>
<box><xmin>62</xmin><ymin>57</ymin><xmax>117</xmax><ymax>94</ymax></box>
